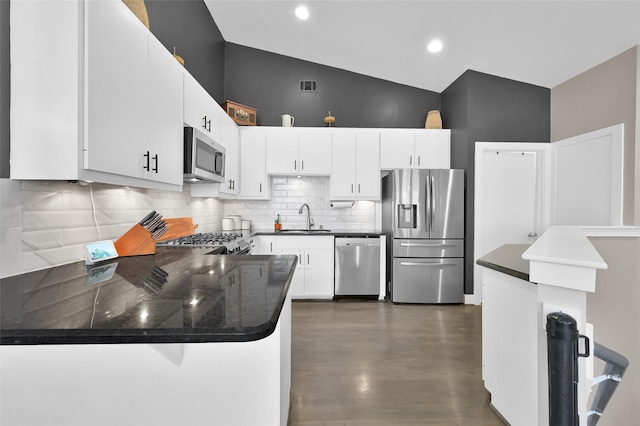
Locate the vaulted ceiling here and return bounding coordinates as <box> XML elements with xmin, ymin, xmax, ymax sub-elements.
<box><xmin>204</xmin><ymin>1</ymin><xmax>640</xmax><ymax>92</ymax></box>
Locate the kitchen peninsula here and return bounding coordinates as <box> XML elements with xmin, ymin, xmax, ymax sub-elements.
<box><xmin>0</xmin><ymin>249</ymin><xmax>297</xmax><ymax>426</ymax></box>
<box><xmin>477</xmin><ymin>226</ymin><xmax>608</xmax><ymax>426</ymax></box>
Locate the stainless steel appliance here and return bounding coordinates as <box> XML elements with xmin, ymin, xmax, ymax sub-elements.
<box><xmin>156</xmin><ymin>232</ymin><xmax>251</xmax><ymax>255</ymax></box>
<box><xmin>184</xmin><ymin>126</ymin><xmax>225</xmax><ymax>183</ymax></box>
<box><xmin>335</xmin><ymin>237</ymin><xmax>381</xmax><ymax>297</ymax></box>
<box><xmin>382</xmin><ymin>169</ymin><xmax>464</xmax><ymax>303</ymax></box>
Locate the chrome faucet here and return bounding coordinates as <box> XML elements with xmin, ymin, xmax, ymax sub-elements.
<box><xmin>298</xmin><ymin>203</ymin><xmax>314</xmax><ymax>230</ymax></box>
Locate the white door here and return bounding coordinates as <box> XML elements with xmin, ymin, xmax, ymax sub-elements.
<box><xmin>480</xmin><ymin>150</ymin><xmax>538</xmax><ymax>253</ymax></box>
<box><xmin>552</xmin><ymin>124</ymin><xmax>624</xmax><ymax>226</ymax></box>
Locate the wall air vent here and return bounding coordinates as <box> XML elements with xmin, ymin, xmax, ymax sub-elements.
<box><xmin>299</xmin><ymin>80</ymin><xmax>317</xmax><ymax>92</ymax></box>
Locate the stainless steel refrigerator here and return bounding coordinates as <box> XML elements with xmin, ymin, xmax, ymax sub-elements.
<box><xmin>382</xmin><ymin>169</ymin><xmax>464</xmax><ymax>303</ymax></box>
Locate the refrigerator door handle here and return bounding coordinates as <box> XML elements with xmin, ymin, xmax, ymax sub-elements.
<box><xmin>430</xmin><ymin>175</ymin><xmax>435</xmax><ymax>234</ymax></box>
<box><xmin>399</xmin><ymin>242</ymin><xmax>458</xmax><ymax>248</ymax></box>
<box><xmin>399</xmin><ymin>261</ymin><xmax>458</xmax><ymax>267</ymax></box>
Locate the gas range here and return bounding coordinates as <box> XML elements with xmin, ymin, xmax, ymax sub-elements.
<box><xmin>156</xmin><ymin>232</ymin><xmax>252</xmax><ymax>255</ymax></box>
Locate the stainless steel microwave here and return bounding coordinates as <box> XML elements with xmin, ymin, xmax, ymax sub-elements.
<box><xmin>183</xmin><ymin>127</ymin><xmax>225</xmax><ymax>183</ymax></box>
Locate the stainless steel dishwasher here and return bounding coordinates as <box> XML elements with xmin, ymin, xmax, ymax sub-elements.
<box><xmin>335</xmin><ymin>237</ymin><xmax>381</xmax><ymax>297</ymax></box>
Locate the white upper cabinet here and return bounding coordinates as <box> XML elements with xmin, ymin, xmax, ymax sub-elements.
<box><xmin>330</xmin><ymin>130</ymin><xmax>380</xmax><ymax>200</ymax></box>
<box><xmin>379</xmin><ymin>129</ymin><xmax>450</xmax><ymax>169</ymax></box>
<box><xmin>265</xmin><ymin>128</ymin><xmax>332</xmax><ymax>175</ymax></box>
<box><xmin>10</xmin><ymin>0</ymin><xmax>183</xmax><ymax>191</ymax></box>
<box><xmin>183</xmin><ymin>72</ymin><xmax>221</xmax><ymax>143</ymax></box>
<box><xmin>239</xmin><ymin>127</ymin><xmax>270</xmax><ymax>199</ymax></box>
<box><xmin>414</xmin><ymin>130</ymin><xmax>451</xmax><ymax>169</ymax></box>
<box><xmin>298</xmin><ymin>129</ymin><xmax>333</xmax><ymax>175</ymax></box>
<box><xmin>218</xmin><ymin>113</ymin><xmax>240</xmax><ymax>196</ymax></box>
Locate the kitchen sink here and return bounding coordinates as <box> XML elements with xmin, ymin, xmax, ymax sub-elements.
<box><xmin>278</xmin><ymin>229</ymin><xmax>332</xmax><ymax>233</ymax></box>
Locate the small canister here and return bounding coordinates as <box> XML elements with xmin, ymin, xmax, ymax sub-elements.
<box><xmin>241</xmin><ymin>220</ymin><xmax>251</xmax><ymax>230</ymax></box>
<box><xmin>229</xmin><ymin>215</ymin><xmax>242</xmax><ymax>229</ymax></box>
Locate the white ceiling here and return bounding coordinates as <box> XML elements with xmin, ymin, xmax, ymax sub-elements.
<box><xmin>203</xmin><ymin>0</ymin><xmax>640</xmax><ymax>93</ymax></box>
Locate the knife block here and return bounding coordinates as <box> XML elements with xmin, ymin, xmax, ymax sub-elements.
<box><xmin>114</xmin><ymin>224</ymin><xmax>156</xmax><ymax>257</ymax></box>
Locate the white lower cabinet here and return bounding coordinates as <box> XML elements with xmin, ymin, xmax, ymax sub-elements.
<box><xmin>255</xmin><ymin>236</ymin><xmax>334</xmax><ymax>299</ymax></box>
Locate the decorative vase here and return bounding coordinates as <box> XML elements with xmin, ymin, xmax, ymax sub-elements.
<box><xmin>274</xmin><ymin>223</ymin><xmax>282</xmax><ymax>231</ymax></box>
<box><xmin>425</xmin><ymin>110</ymin><xmax>443</xmax><ymax>129</ymax></box>
<box><xmin>122</xmin><ymin>0</ymin><xmax>150</xmax><ymax>29</ymax></box>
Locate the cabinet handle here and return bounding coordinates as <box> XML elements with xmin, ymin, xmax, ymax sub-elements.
<box><xmin>409</xmin><ymin>156</ymin><xmax>413</xmax><ymax>166</ymax></box>
<box><xmin>207</xmin><ymin>119</ymin><xmax>211</xmax><ymax>132</ymax></box>
<box><xmin>307</xmin><ymin>254</ymin><xmax>310</xmax><ymax>265</ymax></box>
<box><xmin>358</xmin><ymin>183</ymin><xmax>361</xmax><ymax>193</ymax></box>
<box><xmin>143</xmin><ymin>151</ymin><xmax>150</xmax><ymax>171</ymax></box>
<box><xmin>294</xmin><ymin>160</ymin><xmax>297</xmax><ymax>171</ymax></box>
<box><xmin>301</xmin><ymin>160</ymin><xmax>304</xmax><ymax>170</ymax></box>
<box><xmin>152</xmin><ymin>154</ymin><xmax>158</xmax><ymax>173</ymax></box>
<box><xmin>202</xmin><ymin>116</ymin><xmax>207</xmax><ymax>130</ymax></box>
<box><xmin>259</xmin><ymin>183</ymin><xmax>262</xmax><ymax>193</ymax></box>
<box><xmin>418</xmin><ymin>156</ymin><xmax>421</xmax><ymax>166</ymax></box>
<box><xmin>270</xmin><ymin>242</ymin><xmax>273</xmax><ymax>253</ymax></box>
<box><xmin>351</xmin><ymin>184</ymin><xmax>354</xmax><ymax>194</ymax></box>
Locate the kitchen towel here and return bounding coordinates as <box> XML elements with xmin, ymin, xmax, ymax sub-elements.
<box><xmin>330</xmin><ymin>201</ymin><xmax>354</xmax><ymax>209</ymax></box>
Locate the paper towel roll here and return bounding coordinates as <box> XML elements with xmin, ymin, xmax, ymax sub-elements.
<box><xmin>330</xmin><ymin>201</ymin><xmax>354</xmax><ymax>209</ymax></box>
<box><xmin>222</xmin><ymin>218</ymin><xmax>234</xmax><ymax>231</ymax></box>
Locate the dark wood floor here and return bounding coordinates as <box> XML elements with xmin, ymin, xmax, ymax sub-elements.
<box><xmin>290</xmin><ymin>301</ymin><xmax>505</xmax><ymax>425</ymax></box>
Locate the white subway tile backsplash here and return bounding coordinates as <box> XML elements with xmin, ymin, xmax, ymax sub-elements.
<box><xmin>1</xmin><ymin>181</ymin><xmax>225</xmax><ymax>277</ymax></box>
<box><xmin>0</xmin><ymin>179</ymin><xmax>22</xmax><ymax>228</ymax></box>
<box><xmin>225</xmin><ymin>176</ymin><xmax>377</xmax><ymax>231</ymax></box>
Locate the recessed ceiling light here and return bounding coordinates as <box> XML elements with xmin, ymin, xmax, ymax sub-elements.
<box><xmin>427</xmin><ymin>40</ymin><xmax>443</xmax><ymax>53</ymax></box>
<box><xmin>295</xmin><ymin>6</ymin><xmax>309</xmax><ymax>20</ymax></box>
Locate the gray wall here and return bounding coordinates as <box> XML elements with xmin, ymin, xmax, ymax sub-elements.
<box><xmin>551</xmin><ymin>46</ymin><xmax>638</xmax><ymax>226</ymax></box>
<box><xmin>442</xmin><ymin>70</ymin><xmax>550</xmax><ymax>294</ymax></box>
<box><xmin>145</xmin><ymin>0</ymin><xmax>225</xmax><ymax>101</ymax></box>
<box><xmin>224</xmin><ymin>43</ymin><xmax>441</xmax><ymax>128</ymax></box>
<box><xmin>1</xmin><ymin>0</ymin><xmax>9</xmax><ymax>178</ymax></box>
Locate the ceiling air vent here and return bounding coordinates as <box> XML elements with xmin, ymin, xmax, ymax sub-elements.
<box><xmin>299</xmin><ymin>80</ymin><xmax>317</xmax><ymax>92</ymax></box>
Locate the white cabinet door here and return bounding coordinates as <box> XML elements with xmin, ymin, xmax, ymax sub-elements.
<box><xmin>266</xmin><ymin>128</ymin><xmax>299</xmax><ymax>175</ymax></box>
<box><xmin>240</xmin><ymin>128</ymin><xmax>269</xmax><ymax>199</ymax></box>
<box><xmin>379</xmin><ymin>131</ymin><xmax>415</xmax><ymax>169</ymax></box>
<box><xmin>253</xmin><ymin>236</ymin><xmax>276</xmax><ymax>255</ymax></box>
<box><xmin>146</xmin><ymin>35</ymin><xmax>184</xmax><ymax>186</ymax></box>
<box><xmin>84</xmin><ymin>0</ymin><xmax>148</xmax><ymax>178</ymax></box>
<box><xmin>274</xmin><ymin>236</ymin><xmax>334</xmax><ymax>299</ymax></box>
<box><xmin>355</xmin><ymin>132</ymin><xmax>381</xmax><ymax>199</ymax></box>
<box><xmin>414</xmin><ymin>130</ymin><xmax>451</xmax><ymax>169</ymax></box>
<box><xmin>218</xmin><ymin>113</ymin><xmax>239</xmax><ymax>196</ymax></box>
<box><xmin>330</xmin><ymin>131</ymin><xmax>380</xmax><ymax>200</ymax></box>
<box><xmin>299</xmin><ymin>129</ymin><xmax>332</xmax><ymax>175</ymax></box>
<box><xmin>183</xmin><ymin>72</ymin><xmax>221</xmax><ymax>142</ymax></box>
<box><xmin>276</xmin><ymin>244</ymin><xmax>304</xmax><ymax>298</ymax></box>
<box><xmin>329</xmin><ymin>132</ymin><xmax>357</xmax><ymax>198</ymax></box>
<box><xmin>303</xmin><ymin>248</ymin><xmax>335</xmax><ymax>298</ymax></box>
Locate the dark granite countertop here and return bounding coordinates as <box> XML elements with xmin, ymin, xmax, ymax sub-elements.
<box><xmin>0</xmin><ymin>248</ymin><xmax>297</xmax><ymax>345</ymax></box>
<box><xmin>253</xmin><ymin>229</ymin><xmax>383</xmax><ymax>238</ymax></box>
<box><xmin>476</xmin><ymin>244</ymin><xmax>532</xmax><ymax>281</ymax></box>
